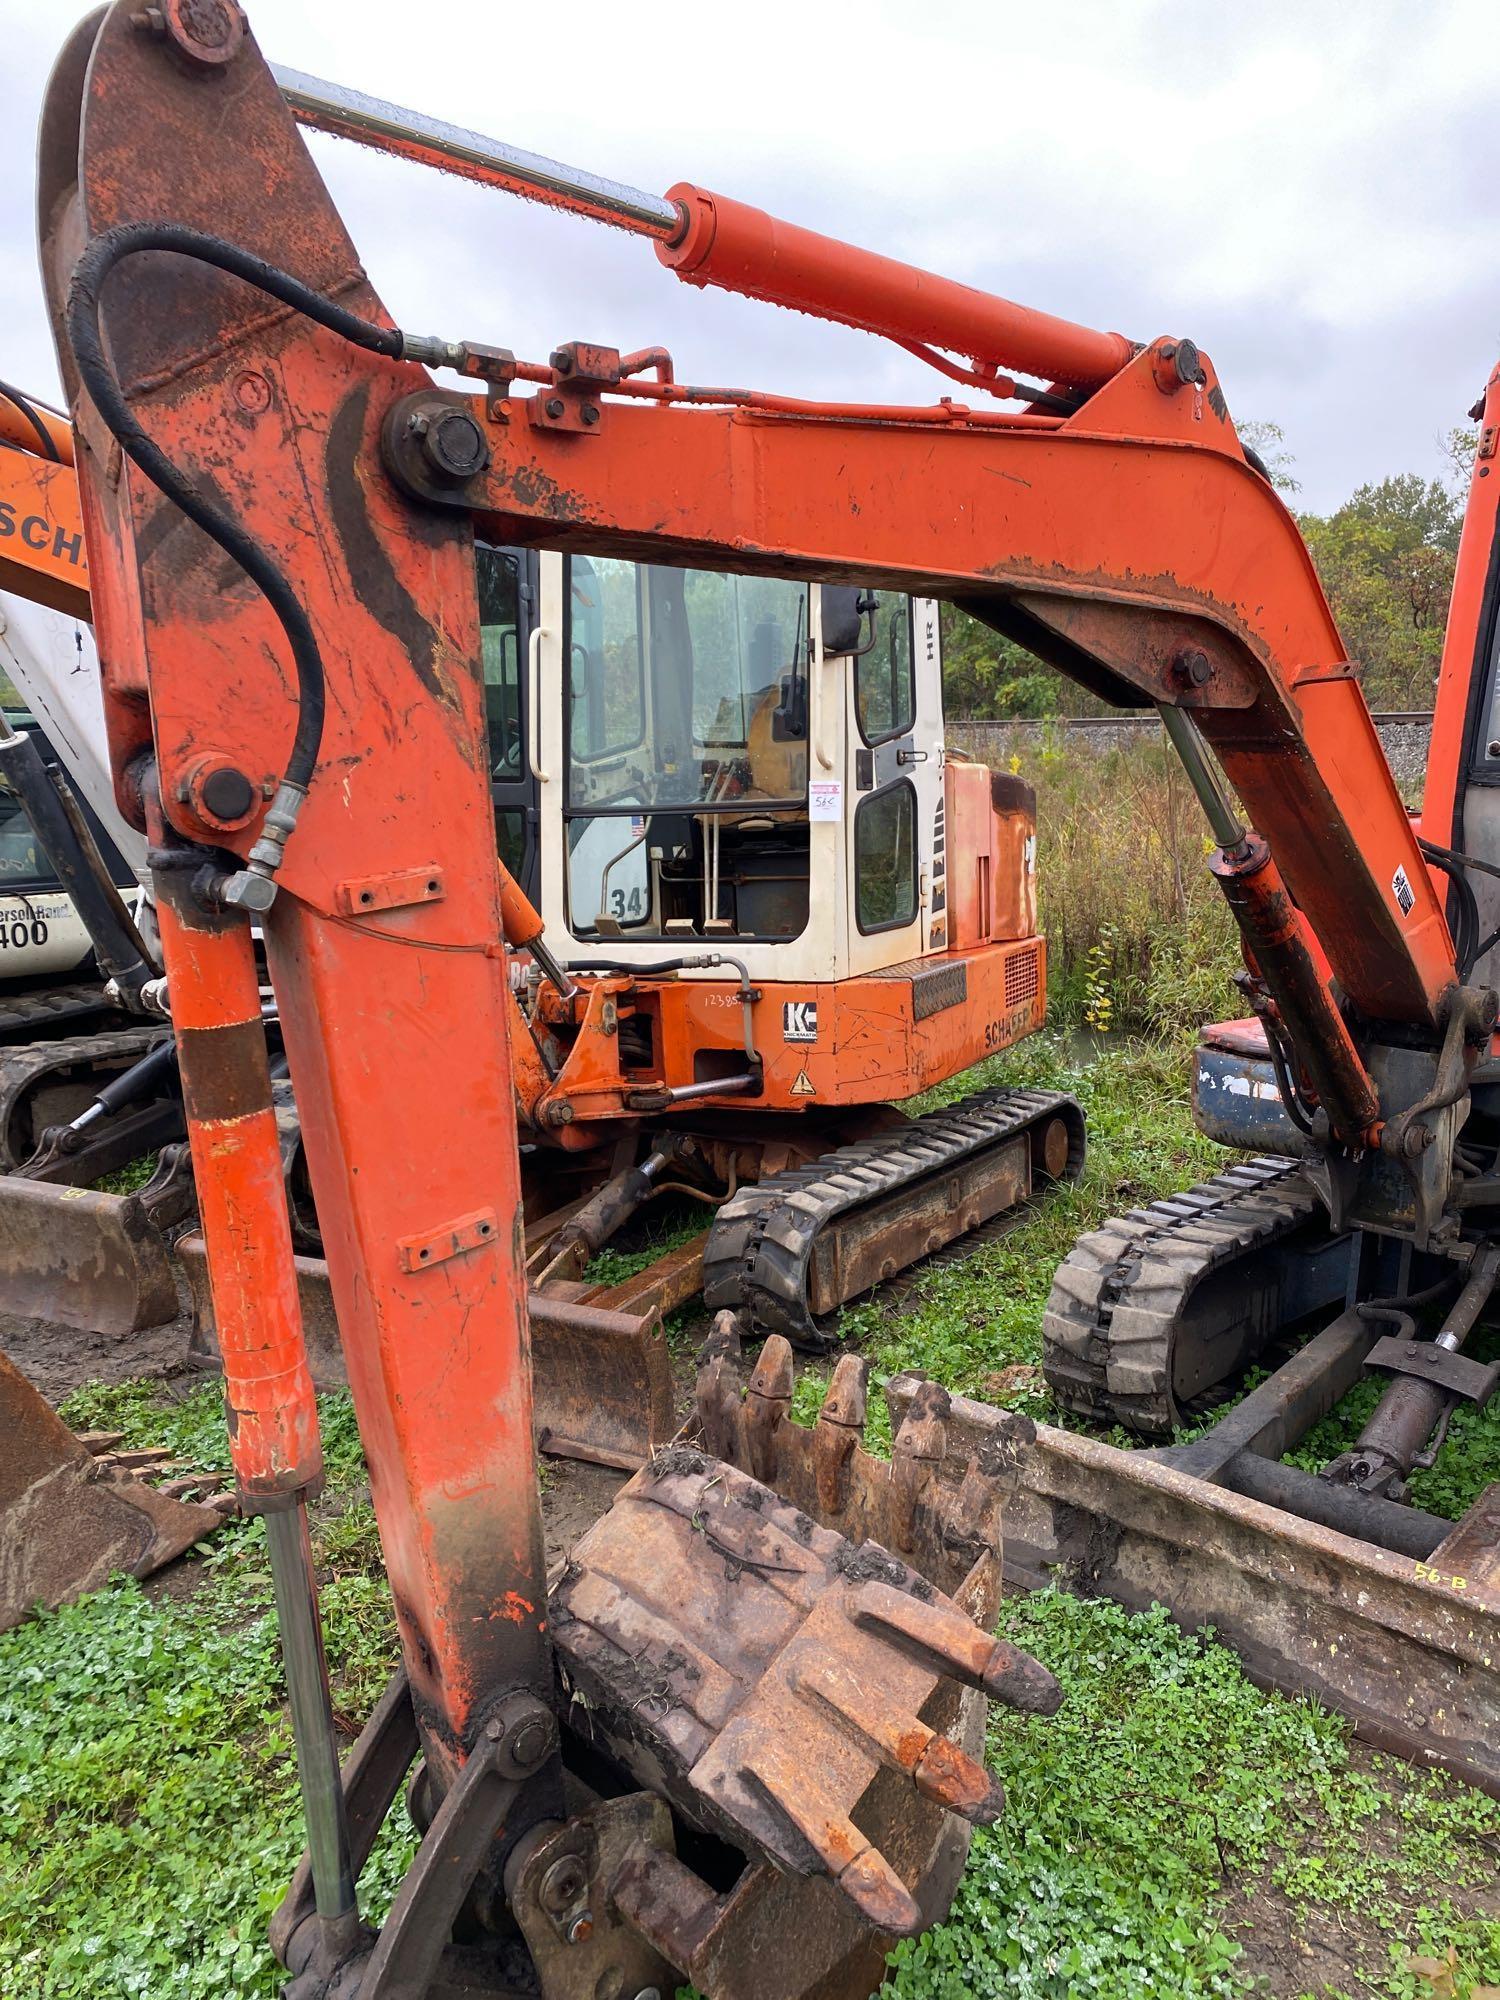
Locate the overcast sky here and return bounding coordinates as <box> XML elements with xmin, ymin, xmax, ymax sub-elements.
<box><xmin>3</xmin><ymin>0</ymin><xmax>1496</xmax><ymax>512</ymax></box>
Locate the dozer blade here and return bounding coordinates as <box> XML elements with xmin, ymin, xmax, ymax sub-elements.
<box><xmin>550</xmin><ymin>1321</ymin><xmax>1057</xmax><ymax>2000</ymax></box>
<box><xmin>889</xmin><ymin>1373</ymin><xmax>1500</xmax><ymax>1799</ymax></box>
<box><xmin>0</xmin><ymin>1348</ymin><xmax>225</xmax><ymax>1631</ymax></box>
<box><xmin>0</xmin><ymin>1174</ymin><xmax>179</xmax><ymax>1334</ymax></box>
<box><xmin>179</xmin><ymin>1232</ymin><xmax>676</xmax><ymax>1470</ymax></box>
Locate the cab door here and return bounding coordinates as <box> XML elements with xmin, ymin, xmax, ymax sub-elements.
<box><xmin>843</xmin><ymin>593</ymin><xmax>944</xmax><ymax>974</ymax></box>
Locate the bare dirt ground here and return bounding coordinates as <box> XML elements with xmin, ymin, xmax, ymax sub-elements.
<box><xmin>5</xmin><ymin>1283</ymin><xmax>630</xmax><ymax>1569</ymax></box>
<box><xmin>1</xmin><ymin>1283</ymin><xmax>198</xmax><ymax>1403</ymax></box>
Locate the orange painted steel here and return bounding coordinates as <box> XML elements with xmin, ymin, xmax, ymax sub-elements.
<box><xmin>154</xmin><ymin>869</ymin><xmax>322</xmax><ymax>1501</ymax></box>
<box><xmin>659</xmin><ymin>183</ymin><xmax>1137</xmax><ymax>390</ymax></box>
<box><xmin>430</xmin><ymin>359</ymin><xmax>1454</xmax><ymax>1040</ymax></box>
<box><xmin>496</xmin><ymin>857</ymin><xmax>546</xmax><ymax>951</ymax></box>
<box><xmin>583</xmin><ymin>374</ymin><xmax>1067</xmax><ymax>426</ymax></box>
<box><xmin>0</xmin><ymin>438</ymin><xmax>89</xmax><ymax>617</ymax></box>
<box><xmin>42</xmin><ymin>4</ymin><xmax>553</xmax><ymax>1789</ymax></box>
<box><xmin>1209</xmin><ymin>835</ymin><xmax>1381</xmax><ymax>1142</ymax></box>
<box><xmin>0</xmin><ymin>389</ymin><xmax>73</xmax><ymax>465</ymax></box>
<box><xmin>1424</xmin><ymin>363</ymin><xmax>1500</xmax><ymax>862</ymax></box>
<box><xmin>526</xmin><ymin>948</ymin><xmax>1045</xmax><ymax>1140</ymax></box>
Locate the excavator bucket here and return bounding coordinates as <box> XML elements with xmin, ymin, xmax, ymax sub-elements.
<box><xmin>552</xmin><ymin>1320</ymin><xmax>1051</xmax><ymax>1999</ymax></box>
<box><xmin>274</xmin><ymin>1324</ymin><xmax>1054</xmax><ymax>1999</ymax></box>
<box><xmin>0</xmin><ymin>1176</ymin><xmax>180</xmax><ymax>1336</ymax></box>
<box><xmin>0</xmin><ymin>1347</ymin><xmax>226</xmax><ymax>1631</ymax></box>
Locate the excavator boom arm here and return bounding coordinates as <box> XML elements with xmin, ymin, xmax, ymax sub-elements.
<box><xmin>276</xmin><ymin>58</ymin><xmax>1460</xmax><ymax>1062</ymax></box>
<box><xmin>0</xmin><ymin>395</ymin><xmax>88</xmax><ymax>619</ymax></box>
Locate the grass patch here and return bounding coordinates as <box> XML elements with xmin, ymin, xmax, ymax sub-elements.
<box><xmin>887</xmin><ymin>1593</ymin><xmax>1500</xmax><ymax>2000</ymax></box>
<box><xmin>96</xmin><ymin>1154</ymin><xmax>160</xmax><ymax>1196</ymax></box>
<box><xmin>582</xmin><ymin>1199</ymin><xmax>709</xmax><ymax>1288</ymax></box>
<box><xmin>0</xmin><ymin>1382</ymin><xmax>413</xmax><ymax>2000</ymax></box>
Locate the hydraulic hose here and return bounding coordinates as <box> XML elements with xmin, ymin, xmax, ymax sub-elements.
<box><xmin>66</xmin><ymin>223</ymin><xmax>405</xmax><ymax>880</ymax></box>
<box><xmin>0</xmin><ymin>376</ymin><xmax>65</xmax><ymax>461</ymax></box>
<box><xmin>568</xmin><ymin>952</ymin><xmax>760</xmax><ymax>1067</ymax></box>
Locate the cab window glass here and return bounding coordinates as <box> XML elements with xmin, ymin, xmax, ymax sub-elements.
<box><xmin>854</xmin><ymin>594</ymin><xmax>915</xmax><ymax>744</ymax></box>
<box><xmin>568</xmin><ymin>557</ymin><xmax>646</xmax><ymax>764</ymax></box>
<box><xmin>855</xmin><ymin>781</ymin><xmax>917</xmax><ymax>933</ymax></box>
<box><xmin>0</xmin><ymin>781</ymin><xmax>47</xmax><ymax>888</ymax></box>
<box><xmin>477</xmin><ymin>547</ymin><xmax>523</xmax><ymax>780</ymax></box>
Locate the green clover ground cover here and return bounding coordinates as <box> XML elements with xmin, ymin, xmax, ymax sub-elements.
<box><xmin>3</xmin><ymin>1032</ymin><xmax>1497</xmax><ymax>1997</ymax></box>
<box><xmin>0</xmin><ymin>1390</ymin><xmax>414</xmax><ymax>2000</ymax></box>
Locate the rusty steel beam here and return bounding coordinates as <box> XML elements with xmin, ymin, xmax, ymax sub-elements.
<box><xmin>889</xmin><ymin>1374</ymin><xmax>1500</xmax><ymax>1796</ymax></box>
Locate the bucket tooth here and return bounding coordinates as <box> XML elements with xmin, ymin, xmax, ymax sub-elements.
<box><xmin>788</xmin><ymin>1650</ymin><xmax>1006</xmax><ymax>1821</ymax></box>
<box><xmin>689</xmin><ymin>1326</ymin><xmax>1037</xmax><ymax>1601</ymax></box>
<box><xmin>850</xmin><ymin>1578</ymin><xmax>1063</xmax><ymax>1714</ymax></box>
<box><xmin>813</xmin><ymin>1354</ymin><xmax>869</xmax><ymax>1514</ymax></box>
<box><xmin>913</xmin><ymin>1729</ymin><xmax>1007</xmax><ymax>1822</ymax></box>
<box><xmin>696</xmin><ymin>1311</ymin><xmax>745</xmax><ymax>1461</ymax></box>
<box><xmin>890</xmin><ymin>1379</ymin><xmax>951</xmax><ymax>1555</ymax></box>
<box><xmin>738</xmin><ymin>1761</ymin><xmax>925</xmax><ymax>1935</ymax></box>
<box><xmin>744</xmin><ymin>1333</ymin><xmax>794</xmax><ymax>1484</ymax></box>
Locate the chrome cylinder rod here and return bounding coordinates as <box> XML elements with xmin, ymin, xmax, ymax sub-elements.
<box><xmin>1157</xmin><ymin>702</ymin><xmax>1243</xmax><ymax>850</ymax></box>
<box><xmin>264</xmin><ymin>1506</ymin><xmax>357</xmax><ymax>1926</ymax></box>
<box><xmin>271</xmin><ymin>65</ymin><xmax>680</xmax><ymax>240</ymax></box>
<box><xmin>527</xmin><ymin>932</ymin><xmax>578</xmax><ymax>1002</ymax></box>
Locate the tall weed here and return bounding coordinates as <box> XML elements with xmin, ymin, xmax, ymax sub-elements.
<box><xmin>1008</xmin><ymin>730</ymin><xmax>1244</xmax><ymax>1034</ymax></box>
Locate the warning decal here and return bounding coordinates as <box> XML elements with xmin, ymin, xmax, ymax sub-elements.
<box><xmin>790</xmin><ymin>1070</ymin><xmax>817</xmax><ymax>1097</ymax></box>
<box><xmin>1392</xmin><ymin>864</ymin><xmax>1415</xmax><ymax>917</ymax></box>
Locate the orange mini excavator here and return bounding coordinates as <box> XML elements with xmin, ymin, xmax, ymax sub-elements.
<box><xmin>0</xmin><ymin>403</ymin><xmax>1083</xmax><ymax>1361</ymax></box>
<box><xmin>36</xmin><ymin>1</ymin><xmax>1500</xmax><ymax>1993</ymax></box>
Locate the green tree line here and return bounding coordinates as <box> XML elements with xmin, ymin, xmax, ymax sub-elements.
<box><xmin>942</xmin><ymin>423</ymin><xmax>1480</xmax><ymax>717</ymax></box>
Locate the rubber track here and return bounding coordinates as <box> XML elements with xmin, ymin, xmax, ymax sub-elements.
<box><xmin>0</xmin><ymin>1026</ymin><xmax>168</xmax><ymax>1170</ymax></box>
<box><xmin>0</xmin><ymin>982</ymin><xmax>115</xmax><ymax>1042</ymax></box>
<box><xmin>1042</xmin><ymin>1155</ymin><xmax>1321</xmax><ymax>1434</ymax></box>
<box><xmin>703</xmin><ymin>1086</ymin><xmax>1085</xmax><ymax>1351</ymax></box>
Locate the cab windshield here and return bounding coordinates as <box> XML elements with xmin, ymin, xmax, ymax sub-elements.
<box><xmin>565</xmin><ymin>559</ymin><xmax>809</xmax><ymax>813</ymax></box>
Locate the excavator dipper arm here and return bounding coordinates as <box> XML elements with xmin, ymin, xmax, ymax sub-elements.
<box><xmin>42</xmin><ymin>3</ymin><xmax>554</xmax><ymax>1807</ymax></box>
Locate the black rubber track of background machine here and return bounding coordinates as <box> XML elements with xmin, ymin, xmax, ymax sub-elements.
<box><xmin>1041</xmin><ymin>1156</ymin><xmax>1322</xmax><ymax>1435</ymax></box>
<box><xmin>0</xmin><ymin>982</ymin><xmax>119</xmax><ymax>1044</ymax></box>
<box><xmin>0</xmin><ymin>1026</ymin><xmax>169</xmax><ymax>1171</ymax></box>
<box><xmin>703</xmin><ymin>1086</ymin><xmax>1085</xmax><ymax>1351</ymax></box>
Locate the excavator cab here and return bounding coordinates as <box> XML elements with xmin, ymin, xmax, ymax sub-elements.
<box><xmin>547</xmin><ymin>563</ymin><xmax>939</xmax><ymax>954</ymax></box>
